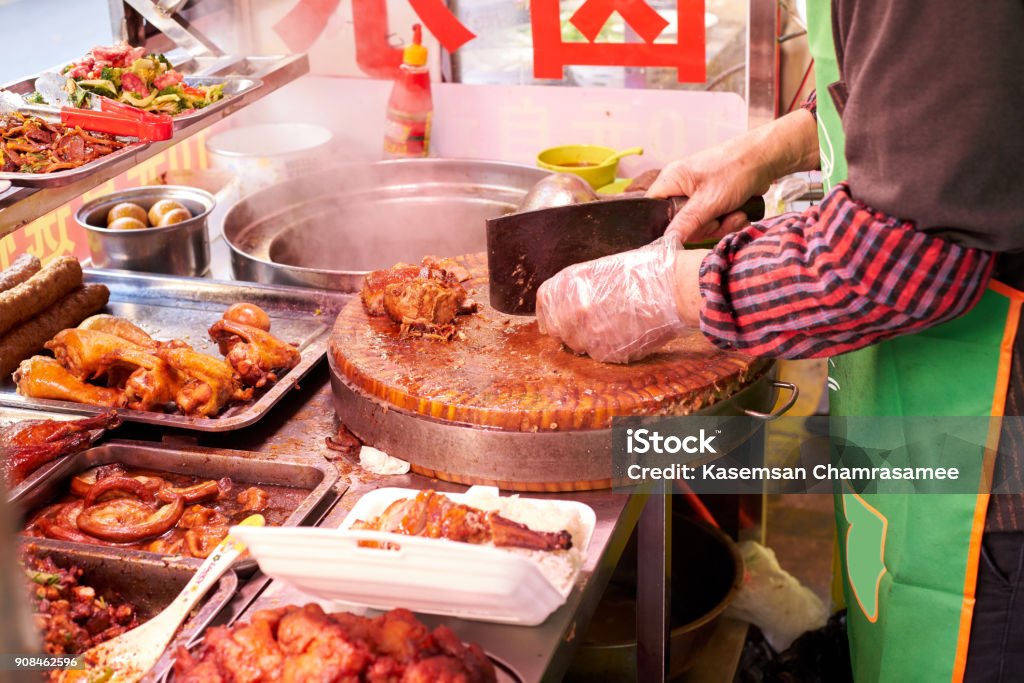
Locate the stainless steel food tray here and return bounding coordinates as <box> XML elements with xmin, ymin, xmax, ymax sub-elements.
<box><xmin>0</xmin><ymin>76</ymin><xmax>259</xmax><ymax>187</ymax></box>
<box><xmin>9</xmin><ymin>440</ymin><xmax>342</xmax><ymax>572</ymax></box>
<box><xmin>3</xmin><ymin>70</ymin><xmax>261</xmax><ymax>124</ymax></box>
<box><xmin>20</xmin><ymin>537</ymin><xmax>238</xmax><ymax>683</ymax></box>
<box><xmin>0</xmin><ymin>269</ymin><xmax>350</xmax><ymax>431</ymax></box>
<box><xmin>171</xmin><ymin>77</ymin><xmax>262</xmax><ymax>126</ymax></box>
<box><xmin>0</xmin><ymin>138</ymin><xmax>150</xmax><ymax>188</ymax></box>
<box><xmin>1</xmin><ymin>405</ymin><xmax>101</xmax><ymax>429</ymax></box>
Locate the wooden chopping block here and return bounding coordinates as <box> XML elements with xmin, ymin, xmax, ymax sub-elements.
<box><xmin>330</xmin><ymin>253</ymin><xmax>769</xmax><ymax>436</ymax></box>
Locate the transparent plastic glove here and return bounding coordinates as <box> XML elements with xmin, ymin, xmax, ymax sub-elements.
<box><xmin>536</xmin><ymin>236</ymin><xmax>687</xmax><ymax>364</ymax></box>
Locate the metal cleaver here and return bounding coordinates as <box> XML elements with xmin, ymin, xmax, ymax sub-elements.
<box><xmin>485</xmin><ymin>195</ymin><xmax>765</xmax><ymax>315</ymax></box>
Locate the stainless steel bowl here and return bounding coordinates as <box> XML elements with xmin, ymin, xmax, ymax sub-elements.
<box><xmin>75</xmin><ymin>186</ymin><xmax>215</xmax><ymax>276</ymax></box>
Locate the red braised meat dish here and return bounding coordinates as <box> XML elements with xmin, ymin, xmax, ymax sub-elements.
<box><xmin>0</xmin><ymin>113</ymin><xmax>127</xmax><ymax>174</ymax></box>
<box><xmin>352</xmin><ymin>489</ymin><xmax>573</xmax><ymax>551</ymax></box>
<box><xmin>0</xmin><ymin>411</ymin><xmax>120</xmax><ymax>487</ymax></box>
<box><xmin>23</xmin><ymin>463</ymin><xmax>307</xmax><ymax>559</ymax></box>
<box><xmin>174</xmin><ymin>604</ymin><xmax>497</xmax><ymax>683</ymax></box>
<box><xmin>22</xmin><ymin>553</ymin><xmax>140</xmax><ymax>657</ymax></box>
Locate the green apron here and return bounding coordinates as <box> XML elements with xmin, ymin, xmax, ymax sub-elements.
<box><xmin>806</xmin><ymin>2</ymin><xmax>1023</xmax><ymax>680</ymax></box>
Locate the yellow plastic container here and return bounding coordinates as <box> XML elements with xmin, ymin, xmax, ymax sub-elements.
<box><xmin>536</xmin><ymin>145</ymin><xmax>643</xmax><ymax>189</ymax></box>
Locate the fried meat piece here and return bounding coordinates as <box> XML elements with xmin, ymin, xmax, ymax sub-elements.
<box><xmin>208</xmin><ymin>319</ymin><xmax>300</xmax><ymax>389</ymax></box>
<box><xmin>1</xmin><ymin>409</ymin><xmax>120</xmax><ymax>485</ymax></box>
<box><xmin>421</xmin><ymin>256</ymin><xmax>471</xmax><ymax>282</ymax></box>
<box><xmin>156</xmin><ymin>347</ymin><xmax>250</xmax><ymax>417</ymax></box>
<box><xmin>383</xmin><ymin>277</ymin><xmax>465</xmax><ymax>328</ymax></box>
<box><xmin>174</xmin><ymin>605</ymin><xmax>497</xmax><ymax>683</ymax></box>
<box><xmin>360</xmin><ymin>264</ymin><xmax>421</xmax><ymax>316</ymax></box>
<box><xmin>277</xmin><ymin>604</ymin><xmax>372</xmax><ymax>679</ymax></box>
<box><xmin>45</xmin><ymin>328</ymin><xmax>140</xmax><ymax>382</ymax></box>
<box><xmin>13</xmin><ymin>356</ymin><xmax>125</xmax><ymax>410</ymax></box>
<box><xmin>360</xmin><ymin>259</ymin><xmax>475</xmax><ymax>338</ymax></box>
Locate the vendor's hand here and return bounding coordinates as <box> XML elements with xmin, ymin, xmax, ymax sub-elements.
<box><xmin>646</xmin><ymin>144</ymin><xmax>772</xmax><ymax>243</ymax></box>
<box><xmin>536</xmin><ymin>236</ymin><xmax>687</xmax><ymax>364</ymax></box>
<box><xmin>647</xmin><ymin>108</ymin><xmax>819</xmax><ymax>242</ymax></box>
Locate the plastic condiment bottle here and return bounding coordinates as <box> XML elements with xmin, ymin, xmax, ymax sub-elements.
<box><xmin>383</xmin><ymin>24</ymin><xmax>433</xmax><ymax>158</ymax></box>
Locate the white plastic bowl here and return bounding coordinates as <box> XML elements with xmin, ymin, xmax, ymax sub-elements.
<box><xmin>206</xmin><ymin>123</ymin><xmax>333</xmax><ymax>198</ymax></box>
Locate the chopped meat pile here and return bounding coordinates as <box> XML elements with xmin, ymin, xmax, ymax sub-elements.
<box><xmin>174</xmin><ymin>604</ymin><xmax>497</xmax><ymax>683</ymax></box>
<box><xmin>23</xmin><ymin>553</ymin><xmax>140</xmax><ymax>658</ymax></box>
<box><xmin>1</xmin><ymin>113</ymin><xmax>127</xmax><ymax>174</ymax></box>
<box><xmin>360</xmin><ymin>257</ymin><xmax>477</xmax><ymax>341</ymax></box>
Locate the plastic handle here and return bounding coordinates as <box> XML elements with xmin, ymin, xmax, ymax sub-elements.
<box><xmin>601</xmin><ymin>146</ymin><xmax>644</xmax><ymax>165</ymax></box>
<box><xmin>150</xmin><ymin>514</ymin><xmax>263</xmax><ymax>632</ymax></box>
<box><xmin>61</xmin><ymin>106</ymin><xmax>173</xmax><ymax>141</ymax></box>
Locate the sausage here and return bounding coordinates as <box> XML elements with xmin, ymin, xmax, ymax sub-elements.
<box><xmin>0</xmin><ymin>256</ymin><xmax>83</xmax><ymax>337</ymax></box>
<box><xmin>0</xmin><ymin>253</ymin><xmax>41</xmax><ymax>294</ymax></box>
<box><xmin>0</xmin><ymin>283</ymin><xmax>109</xmax><ymax>376</ymax></box>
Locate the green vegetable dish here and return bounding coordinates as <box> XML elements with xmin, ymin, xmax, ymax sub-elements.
<box><xmin>61</xmin><ymin>42</ymin><xmax>225</xmax><ymax>115</ymax></box>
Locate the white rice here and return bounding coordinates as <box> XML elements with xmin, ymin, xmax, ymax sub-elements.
<box><xmin>461</xmin><ymin>489</ymin><xmax>590</xmax><ymax>595</ymax></box>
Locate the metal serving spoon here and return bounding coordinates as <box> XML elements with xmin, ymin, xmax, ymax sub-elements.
<box><xmin>56</xmin><ymin>514</ymin><xmax>265</xmax><ymax>683</ymax></box>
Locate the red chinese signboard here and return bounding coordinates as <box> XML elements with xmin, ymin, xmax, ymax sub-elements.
<box><xmin>531</xmin><ymin>0</ymin><xmax>706</xmax><ymax>82</ymax></box>
<box><xmin>337</xmin><ymin>0</ymin><xmax>707</xmax><ymax>82</ymax></box>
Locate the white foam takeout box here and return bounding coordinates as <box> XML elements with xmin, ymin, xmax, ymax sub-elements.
<box><xmin>230</xmin><ymin>486</ymin><xmax>597</xmax><ymax>626</ymax></box>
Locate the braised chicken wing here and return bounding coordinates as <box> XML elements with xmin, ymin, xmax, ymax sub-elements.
<box><xmin>44</xmin><ymin>328</ymin><xmax>141</xmax><ymax>381</ymax></box>
<box><xmin>0</xmin><ymin>408</ymin><xmax>120</xmax><ymax>485</ymax></box>
<box><xmin>99</xmin><ymin>348</ymin><xmax>182</xmax><ymax>412</ymax></box>
<box><xmin>13</xmin><ymin>356</ymin><xmax>125</xmax><ymax>408</ymax></box>
<box><xmin>77</xmin><ymin>314</ymin><xmax>158</xmax><ymax>347</ymax></box>
<box><xmin>208</xmin><ymin>319</ymin><xmax>300</xmax><ymax>389</ymax></box>
<box><xmin>156</xmin><ymin>347</ymin><xmax>250</xmax><ymax>417</ymax></box>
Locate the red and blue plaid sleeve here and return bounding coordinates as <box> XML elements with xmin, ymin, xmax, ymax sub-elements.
<box><xmin>698</xmin><ymin>183</ymin><xmax>994</xmax><ymax>359</ymax></box>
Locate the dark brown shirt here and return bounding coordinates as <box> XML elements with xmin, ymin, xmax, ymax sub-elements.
<box><xmin>831</xmin><ymin>0</ymin><xmax>1024</xmax><ymax>254</ymax></box>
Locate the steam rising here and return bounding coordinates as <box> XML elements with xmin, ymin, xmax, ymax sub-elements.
<box><xmin>223</xmin><ymin>162</ymin><xmax>548</xmax><ymax>289</ymax></box>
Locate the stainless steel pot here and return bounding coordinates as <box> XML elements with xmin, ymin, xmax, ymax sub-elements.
<box><xmin>76</xmin><ymin>186</ymin><xmax>214</xmax><ymax>277</ymax></box>
<box><xmin>566</xmin><ymin>516</ymin><xmax>744</xmax><ymax>681</ymax></box>
<box><xmin>222</xmin><ymin>159</ymin><xmax>550</xmax><ymax>292</ymax></box>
